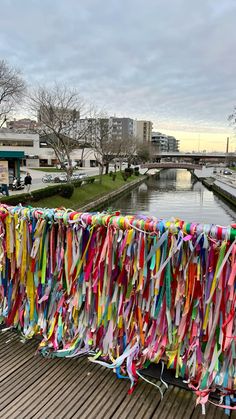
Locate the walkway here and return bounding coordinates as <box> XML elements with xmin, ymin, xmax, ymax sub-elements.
<box><xmin>0</xmin><ymin>329</ymin><xmax>233</xmax><ymax>419</ymax></box>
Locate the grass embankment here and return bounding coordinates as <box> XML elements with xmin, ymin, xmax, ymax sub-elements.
<box><xmin>32</xmin><ymin>172</ymin><xmax>141</xmax><ymax>209</ymax></box>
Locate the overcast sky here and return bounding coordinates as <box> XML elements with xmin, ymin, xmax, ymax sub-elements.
<box><xmin>0</xmin><ymin>0</ymin><xmax>235</xmax><ymax>150</ymax></box>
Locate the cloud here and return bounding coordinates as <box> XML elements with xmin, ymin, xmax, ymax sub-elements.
<box><xmin>0</xmin><ymin>0</ymin><xmax>235</xmax><ymax>143</ymax></box>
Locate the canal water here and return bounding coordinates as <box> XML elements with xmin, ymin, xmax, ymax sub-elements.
<box><xmin>111</xmin><ymin>169</ymin><xmax>236</xmax><ymax>225</ymax></box>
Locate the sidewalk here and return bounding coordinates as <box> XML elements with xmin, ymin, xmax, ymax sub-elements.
<box><xmin>8</xmin><ymin>183</ymin><xmax>47</xmax><ymax>196</ymax></box>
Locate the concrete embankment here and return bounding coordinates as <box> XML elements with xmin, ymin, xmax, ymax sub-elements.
<box><xmin>78</xmin><ymin>176</ymin><xmax>147</xmax><ymax>212</ymax></box>
<box><xmin>211</xmin><ymin>179</ymin><xmax>236</xmax><ymax>207</ymax></box>
<box><xmin>193</xmin><ymin>169</ymin><xmax>236</xmax><ymax>207</ymax></box>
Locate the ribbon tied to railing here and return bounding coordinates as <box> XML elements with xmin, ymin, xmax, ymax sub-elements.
<box><xmin>0</xmin><ymin>204</ymin><xmax>236</xmax><ymax>414</ymax></box>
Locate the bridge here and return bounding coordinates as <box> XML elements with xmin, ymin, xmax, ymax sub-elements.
<box><xmin>151</xmin><ymin>151</ymin><xmax>236</xmax><ymax>162</ymax></box>
<box><xmin>141</xmin><ymin>162</ymin><xmax>200</xmax><ymax>170</ymax></box>
<box><xmin>0</xmin><ymin>205</ymin><xmax>235</xmax><ymax>414</ymax></box>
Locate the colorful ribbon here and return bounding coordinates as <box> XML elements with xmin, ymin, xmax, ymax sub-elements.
<box><xmin>0</xmin><ymin>204</ymin><xmax>236</xmax><ymax>413</ymax></box>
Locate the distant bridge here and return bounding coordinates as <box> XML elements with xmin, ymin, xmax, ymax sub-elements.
<box><xmin>151</xmin><ymin>152</ymin><xmax>236</xmax><ymax>161</ymax></box>
<box><xmin>141</xmin><ymin>162</ymin><xmax>201</xmax><ymax>170</ymax></box>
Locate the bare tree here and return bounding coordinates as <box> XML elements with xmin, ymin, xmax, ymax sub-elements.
<box><xmin>228</xmin><ymin>107</ymin><xmax>236</xmax><ymax>132</ymax></box>
<box><xmin>88</xmin><ymin>116</ymin><xmax>124</xmax><ymax>183</ymax></box>
<box><xmin>118</xmin><ymin>135</ymin><xmax>138</xmax><ymax>169</ymax></box>
<box><xmin>0</xmin><ymin>60</ymin><xmax>26</xmax><ymax>127</ymax></box>
<box><xmin>136</xmin><ymin>143</ymin><xmax>151</xmax><ymax>163</ymax></box>
<box><xmin>29</xmin><ymin>84</ymin><xmax>91</xmax><ymax>180</ymax></box>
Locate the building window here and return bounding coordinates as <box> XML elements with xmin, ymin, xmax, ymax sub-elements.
<box><xmin>0</xmin><ymin>140</ymin><xmax>34</xmax><ymax>147</ymax></box>
<box><xmin>39</xmin><ymin>141</ymin><xmax>49</xmax><ymax>148</ymax></box>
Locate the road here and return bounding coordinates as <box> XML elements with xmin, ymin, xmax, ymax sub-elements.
<box><xmin>6</xmin><ymin>166</ymin><xmax>100</xmax><ymax>195</ymax></box>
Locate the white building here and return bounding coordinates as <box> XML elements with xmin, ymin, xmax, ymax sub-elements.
<box><xmin>0</xmin><ymin>129</ymin><xmax>97</xmax><ymax>168</ymax></box>
<box><xmin>0</xmin><ymin>130</ymin><xmax>41</xmax><ymax>167</ymax></box>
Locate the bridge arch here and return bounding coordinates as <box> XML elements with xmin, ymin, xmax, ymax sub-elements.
<box><xmin>141</xmin><ymin>162</ymin><xmax>201</xmax><ymax>170</ymax></box>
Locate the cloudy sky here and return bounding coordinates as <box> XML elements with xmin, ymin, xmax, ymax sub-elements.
<box><xmin>0</xmin><ymin>0</ymin><xmax>236</xmax><ymax>151</ymax></box>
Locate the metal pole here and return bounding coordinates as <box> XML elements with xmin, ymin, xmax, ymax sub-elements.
<box><xmin>226</xmin><ymin>137</ymin><xmax>229</xmax><ymax>166</ymax></box>
<box><xmin>226</xmin><ymin>137</ymin><xmax>229</xmax><ymax>154</ymax></box>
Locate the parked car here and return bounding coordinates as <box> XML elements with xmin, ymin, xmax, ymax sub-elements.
<box><xmin>70</xmin><ymin>174</ymin><xmax>82</xmax><ymax>181</ymax></box>
<box><xmin>223</xmin><ymin>169</ymin><xmax>233</xmax><ymax>175</ymax></box>
<box><xmin>70</xmin><ymin>173</ymin><xmax>88</xmax><ymax>181</ymax></box>
<box><xmin>77</xmin><ymin>173</ymin><xmax>88</xmax><ymax>179</ymax></box>
<box><xmin>54</xmin><ymin>175</ymin><xmax>67</xmax><ymax>183</ymax></box>
<box><xmin>56</xmin><ymin>161</ymin><xmax>78</xmax><ymax>170</ymax></box>
<box><xmin>42</xmin><ymin>174</ymin><xmax>54</xmax><ymax>183</ymax></box>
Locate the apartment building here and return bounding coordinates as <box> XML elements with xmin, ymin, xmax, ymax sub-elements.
<box><xmin>167</xmin><ymin>136</ymin><xmax>180</xmax><ymax>152</ymax></box>
<box><xmin>134</xmin><ymin>120</ymin><xmax>153</xmax><ymax>143</ymax></box>
<box><xmin>151</xmin><ymin>132</ymin><xmax>169</xmax><ymax>152</ymax></box>
<box><xmin>109</xmin><ymin>117</ymin><xmax>134</xmax><ymax>141</ymax></box>
<box><xmin>38</xmin><ymin>106</ymin><xmax>80</xmax><ymax>126</ymax></box>
<box><xmin>151</xmin><ymin>132</ymin><xmax>179</xmax><ymax>152</ymax></box>
<box><xmin>6</xmin><ymin>118</ymin><xmax>39</xmax><ymax>131</ymax></box>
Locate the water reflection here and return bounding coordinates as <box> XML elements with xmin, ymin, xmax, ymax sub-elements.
<box><xmin>112</xmin><ymin>169</ymin><xmax>236</xmax><ymax>225</ymax></box>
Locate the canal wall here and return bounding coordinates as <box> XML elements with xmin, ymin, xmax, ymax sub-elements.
<box><xmin>211</xmin><ymin>179</ymin><xmax>236</xmax><ymax>207</ymax></box>
<box><xmin>193</xmin><ymin>170</ymin><xmax>236</xmax><ymax>207</ymax></box>
<box><xmin>78</xmin><ymin>175</ymin><xmax>147</xmax><ymax>212</ymax></box>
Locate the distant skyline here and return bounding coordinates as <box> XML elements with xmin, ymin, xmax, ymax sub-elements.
<box><xmin>0</xmin><ymin>0</ymin><xmax>235</xmax><ymax>152</ymax></box>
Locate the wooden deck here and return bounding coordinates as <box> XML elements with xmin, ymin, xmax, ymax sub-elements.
<box><xmin>0</xmin><ymin>329</ymin><xmax>234</xmax><ymax>419</ymax></box>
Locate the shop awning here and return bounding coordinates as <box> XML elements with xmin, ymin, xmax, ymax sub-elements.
<box><xmin>0</xmin><ymin>151</ymin><xmax>25</xmax><ymax>158</ymax></box>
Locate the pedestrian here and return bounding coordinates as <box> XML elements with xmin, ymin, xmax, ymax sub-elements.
<box><xmin>24</xmin><ymin>172</ymin><xmax>32</xmax><ymax>193</ymax></box>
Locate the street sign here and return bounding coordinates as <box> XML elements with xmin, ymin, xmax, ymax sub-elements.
<box><xmin>0</xmin><ymin>160</ymin><xmax>9</xmax><ymax>185</ymax></box>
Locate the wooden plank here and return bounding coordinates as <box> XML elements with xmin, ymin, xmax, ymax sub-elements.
<box><xmin>0</xmin><ymin>340</ymin><xmax>36</xmax><ymax>367</ymax></box>
<box><xmin>166</xmin><ymin>388</ymin><xmax>194</xmax><ymax>419</ymax></box>
<box><xmin>2</xmin><ymin>359</ymin><xmax>77</xmax><ymax>418</ymax></box>
<box><xmin>23</xmin><ymin>359</ymin><xmax>99</xmax><ymax>418</ymax></box>
<box><xmin>191</xmin><ymin>402</ymin><xmax>234</xmax><ymax>418</ymax></box>
<box><xmin>0</xmin><ymin>330</ymin><xmax>234</xmax><ymax>419</ymax></box>
<box><xmin>132</xmin><ymin>383</ymin><xmax>164</xmax><ymax>419</ymax></box>
<box><xmin>0</xmin><ymin>354</ymin><xmax>47</xmax><ymax>388</ymax></box>
<box><xmin>78</xmin><ymin>371</ymin><xmax>128</xmax><ymax>419</ymax></box>
<box><xmin>58</xmin><ymin>366</ymin><xmax>112</xmax><ymax>418</ymax></box>
<box><xmin>149</xmin><ymin>385</ymin><xmax>180</xmax><ymax>419</ymax></box>
<box><xmin>95</xmin><ymin>380</ymin><xmax>131</xmax><ymax>419</ymax></box>
<box><xmin>112</xmin><ymin>380</ymin><xmax>158</xmax><ymax>419</ymax></box>
<box><xmin>95</xmin><ymin>377</ymin><xmax>164</xmax><ymax>419</ymax></box>
<box><xmin>151</xmin><ymin>386</ymin><xmax>195</xmax><ymax>419</ymax></box>
<box><xmin>0</xmin><ymin>358</ymin><xmax>62</xmax><ymax>413</ymax></box>
<box><xmin>0</xmin><ymin>341</ymin><xmax>38</xmax><ymax>379</ymax></box>
<box><xmin>0</xmin><ymin>332</ymin><xmax>37</xmax><ymax>355</ymax></box>
<box><xmin>0</xmin><ymin>332</ymin><xmax>22</xmax><ymax>349</ymax></box>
